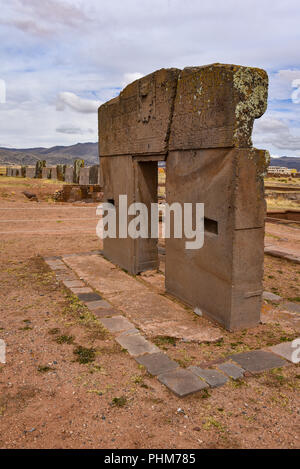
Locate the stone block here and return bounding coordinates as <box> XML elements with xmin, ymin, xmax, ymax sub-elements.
<box><xmin>92</xmin><ymin>308</ymin><xmax>120</xmax><ymax>318</ymax></box>
<box><xmin>189</xmin><ymin>366</ymin><xmax>228</xmax><ymax>387</ymax></box>
<box><xmin>216</xmin><ymin>362</ymin><xmax>245</xmax><ymax>380</ymax></box>
<box><xmin>263</xmin><ymin>291</ymin><xmax>282</xmax><ymax>303</ymax></box>
<box><xmin>135</xmin><ymin>352</ymin><xmax>178</xmax><ymax>376</ymax></box>
<box><xmin>85</xmin><ymin>299</ymin><xmax>111</xmax><ymax>310</ymax></box>
<box><xmin>99</xmin><ymin>68</ymin><xmax>180</xmax><ymax>157</ymax></box>
<box><xmin>100</xmin><ymin>315</ymin><xmax>135</xmax><ymax>333</ymax></box>
<box><xmin>77</xmin><ymin>292</ymin><xmax>102</xmax><ymax>302</ymax></box>
<box><xmin>228</xmin><ymin>350</ymin><xmax>287</xmax><ymax>373</ymax></box>
<box><xmin>116</xmin><ymin>332</ymin><xmax>159</xmax><ymax>357</ymax></box>
<box><xmin>158</xmin><ymin>368</ymin><xmax>208</xmax><ymax>397</ymax></box>
<box><xmin>64</xmin><ymin>167</ymin><xmax>74</xmax><ymax>183</ymax></box>
<box><xmin>62</xmin><ymin>280</ymin><xmax>85</xmax><ymax>288</ymax></box>
<box><xmin>268</xmin><ymin>341</ymin><xmax>299</xmax><ymax>363</ymax></box>
<box><xmin>169</xmin><ymin>64</ymin><xmax>268</xmax><ymax>150</ymax></box>
<box><xmin>281</xmin><ymin>301</ymin><xmax>300</xmax><ymax>314</ymax></box>
<box><xmin>79</xmin><ymin>167</ymin><xmax>90</xmax><ymax>185</ymax></box>
<box><xmin>70</xmin><ymin>287</ymin><xmax>93</xmax><ymax>294</ymax></box>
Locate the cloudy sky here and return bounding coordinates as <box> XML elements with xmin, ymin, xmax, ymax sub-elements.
<box><xmin>0</xmin><ymin>0</ymin><xmax>300</xmax><ymax>157</ymax></box>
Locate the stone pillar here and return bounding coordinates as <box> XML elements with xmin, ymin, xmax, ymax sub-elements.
<box><xmin>42</xmin><ymin>167</ymin><xmax>51</xmax><ymax>179</ymax></box>
<box><xmin>64</xmin><ymin>167</ymin><xmax>74</xmax><ymax>183</ymax></box>
<box><xmin>51</xmin><ymin>166</ymin><xmax>58</xmax><ymax>180</ymax></box>
<box><xmin>79</xmin><ymin>167</ymin><xmax>90</xmax><ymax>185</ymax></box>
<box><xmin>35</xmin><ymin>160</ymin><xmax>46</xmax><ymax>178</ymax></box>
<box><xmin>74</xmin><ymin>159</ymin><xmax>84</xmax><ymax>184</ymax></box>
<box><xmin>25</xmin><ymin>167</ymin><xmax>36</xmax><ymax>178</ymax></box>
<box><xmin>165</xmin><ymin>65</ymin><xmax>269</xmax><ymax>330</ymax></box>
<box><xmin>99</xmin><ymin>68</ymin><xmax>180</xmax><ymax>274</ymax></box>
<box><xmin>89</xmin><ymin>165</ymin><xmax>100</xmax><ymax>184</ymax></box>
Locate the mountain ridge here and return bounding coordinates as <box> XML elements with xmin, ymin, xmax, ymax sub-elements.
<box><xmin>0</xmin><ymin>142</ymin><xmax>99</xmax><ymax>166</ymax></box>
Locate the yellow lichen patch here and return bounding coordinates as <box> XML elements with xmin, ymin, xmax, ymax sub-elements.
<box><xmin>233</xmin><ymin>67</ymin><xmax>268</xmax><ymax>147</ymax></box>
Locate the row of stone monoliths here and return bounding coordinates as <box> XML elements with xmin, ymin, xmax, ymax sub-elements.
<box><xmin>4</xmin><ymin>159</ymin><xmax>100</xmax><ymax>185</ymax></box>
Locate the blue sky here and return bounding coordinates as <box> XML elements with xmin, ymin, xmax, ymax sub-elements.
<box><xmin>0</xmin><ymin>0</ymin><xmax>300</xmax><ymax>157</ymax></box>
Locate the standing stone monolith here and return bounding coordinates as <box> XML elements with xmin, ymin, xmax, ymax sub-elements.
<box><xmin>98</xmin><ymin>64</ymin><xmax>269</xmax><ymax>331</ymax></box>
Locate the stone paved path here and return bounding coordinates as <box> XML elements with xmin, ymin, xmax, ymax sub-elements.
<box><xmin>44</xmin><ymin>253</ymin><xmax>299</xmax><ymax>398</ymax></box>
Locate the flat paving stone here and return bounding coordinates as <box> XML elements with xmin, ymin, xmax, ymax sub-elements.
<box><xmin>63</xmin><ymin>280</ymin><xmax>85</xmax><ymax>288</ymax></box>
<box><xmin>217</xmin><ymin>362</ymin><xmax>245</xmax><ymax>380</ymax></box>
<box><xmin>281</xmin><ymin>301</ymin><xmax>300</xmax><ymax>314</ymax></box>
<box><xmin>100</xmin><ymin>315</ymin><xmax>134</xmax><ymax>333</ymax></box>
<box><xmin>92</xmin><ymin>308</ymin><xmax>120</xmax><ymax>318</ymax></box>
<box><xmin>116</xmin><ymin>332</ymin><xmax>159</xmax><ymax>357</ymax></box>
<box><xmin>228</xmin><ymin>350</ymin><xmax>287</xmax><ymax>373</ymax></box>
<box><xmin>85</xmin><ymin>299</ymin><xmax>112</xmax><ymax>310</ymax></box>
<box><xmin>268</xmin><ymin>340</ymin><xmax>299</xmax><ymax>363</ymax></box>
<box><xmin>71</xmin><ymin>287</ymin><xmax>93</xmax><ymax>294</ymax></box>
<box><xmin>158</xmin><ymin>368</ymin><xmax>208</xmax><ymax>397</ymax></box>
<box><xmin>135</xmin><ymin>352</ymin><xmax>178</xmax><ymax>376</ymax></box>
<box><xmin>263</xmin><ymin>291</ymin><xmax>282</xmax><ymax>303</ymax></box>
<box><xmin>77</xmin><ymin>292</ymin><xmax>102</xmax><ymax>302</ymax></box>
<box><xmin>189</xmin><ymin>366</ymin><xmax>228</xmax><ymax>388</ymax></box>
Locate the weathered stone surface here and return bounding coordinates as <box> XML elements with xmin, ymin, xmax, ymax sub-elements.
<box><xmin>229</xmin><ymin>350</ymin><xmax>287</xmax><ymax>373</ymax></box>
<box><xmin>116</xmin><ymin>332</ymin><xmax>159</xmax><ymax>357</ymax></box>
<box><xmin>189</xmin><ymin>366</ymin><xmax>228</xmax><ymax>387</ymax></box>
<box><xmin>51</xmin><ymin>167</ymin><xmax>58</xmax><ymax>180</ymax></box>
<box><xmin>64</xmin><ymin>167</ymin><xmax>74</xmax><ymax>183</ymax></box>
<box><xmin>85</xmin><ymin>299</ymin><xmax>111</xmax><ymax>310</ymax></box>
<box><xmin>217</xmin><ymin>362</ymin><xmax>245</xmax><ymax>380</ymax></box>
<box><xmin>281</xmin><ymin>301</ymin><xmax>300</xmax><ymax>314</ymax></box>
<box><xmin>99</xmin><ymin>68</ymin><xmax>180</xmax><ymax>157</ymax></box>
<box><xmin>135</xmin><ymin>352</ymin><xmax>178</xmax><ymax>376</ymax></box>
<box><xmin>98</xmin><ymin>63</ymin><xmax>268</xmax><ymax>331</ymax></box>
<box><xmin>63</xmin><ymin>280</ymin><xmax>85</xmax><ymax>288</ymax></box>
<box><xmin>100</xmin><ymin>315</ymin><xmax>134</xmax><ymax>333</ymax></box>
<box><xmin>166</xmin><ymin>147</ymin><xmax>266</xmax><ymax>330</ymax></box>
<box><xmin>42</xmin><ymin>167</ymin><xmax>51</xmax><ymax>179</ymax></box>
<box><xmin>263</xmin><ymin>291</ymin><xmax>282</xmax><ymax>302</ymax></box>
<box><xmin>71</xmin><ymin>287</ymin><xmax>93</xmax><ymax>294</ymax></box>
<box><xmin>169</xmin><ymin>64</ymin><xmax>268</xmax><ymax>150</ymax></box>
<box><xmin>77</xmin><ymin>292</ymin><xmax>102</xmax><ymax>302</ymax></box>
<box><xmin>62</xmin><ymin>252</ymin><xmax>223</xmax><ymax>344</ymax></box>
<box><xmin>90</xmin><ymin>165</ymin><xmax>100</xmax><ymax>184</ymax></box>
<box><xmin>92</xmin><ymin>307</ymin><xmax>120</xmax><ymax>318</ymax></box>
<box><xmin>102</xmin><ymin>155</ymin><xmax>158</xmax><ymax>274</ymax></box>
<box><xmin>158</xmin><ymin>368</ymin><xmax>208</xmax><ymax>397</ymax></box>
<box><xmin>79</xmin><ymin>167</ymin><xmax>90</xmax><ymax>185</ymax></box>
<box><xmin>268</xmin><ymin>341</ymin><xmax>299</xmax><ymax>363</ymax></box>
<box><xmin>25</xmin><ymin>167</ymin><xmax>36</xmax><ymax>178</ymax></box>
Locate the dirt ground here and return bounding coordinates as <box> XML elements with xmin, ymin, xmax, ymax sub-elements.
<box><xmin>0</xmin><ymin>177</ymin><xmax>299</xmax><ymax>449</ymax></box>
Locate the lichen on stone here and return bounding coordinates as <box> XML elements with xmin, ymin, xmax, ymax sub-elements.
<box><xmin>233</xmin><ymin>67</ymin><xmax>268</xmax><ymax>147</ymax></box>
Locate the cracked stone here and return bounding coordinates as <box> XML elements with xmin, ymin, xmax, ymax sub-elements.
<box><xmin>216</xmin><ymin>361</ymin><xmax>245</xmax><ymax>380</ymax></box>
<box><xmin>189</xmin><ymin>366</ymin><xmax>228</xmax><ymax>387</ymax></box>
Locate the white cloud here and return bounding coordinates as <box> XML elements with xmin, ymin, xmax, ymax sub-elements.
<box><xmin>0</xmin><ymin>79</ymin><xmax>6</xmax><ymax>103</ymax></box>
<box><xmin>291</xmin><ymin>79</ymin><xmax>300</xmax><ymax>104</ymax></box>
<box><xmin>0</xmin><ymin>0</ymin><xmax>300</xmax><ymax>153</ymax></box>
<box><xmin>56</xmin><ymin>92</ymin><xmax>101</xmax><ymax>113</ymax></box>
<box><xmin>122</xmin><ymin>72</ymin><xmax>144</xmax><ymax>89</ymax></box>
<box><xmin>253</xmin><ymin>115</ymin><xmax>300</xmax><ymax>152</ymax></box>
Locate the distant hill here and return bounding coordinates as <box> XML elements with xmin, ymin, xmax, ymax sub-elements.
<box><xmin>0</xmin><ymin>142</ymin><xmax>99</xmax><ymax>166</ymax></box>
<box><xmin>270</xmin><ymin>156</ymin><xmax>300</xmax><ymax>172</ymax></box>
